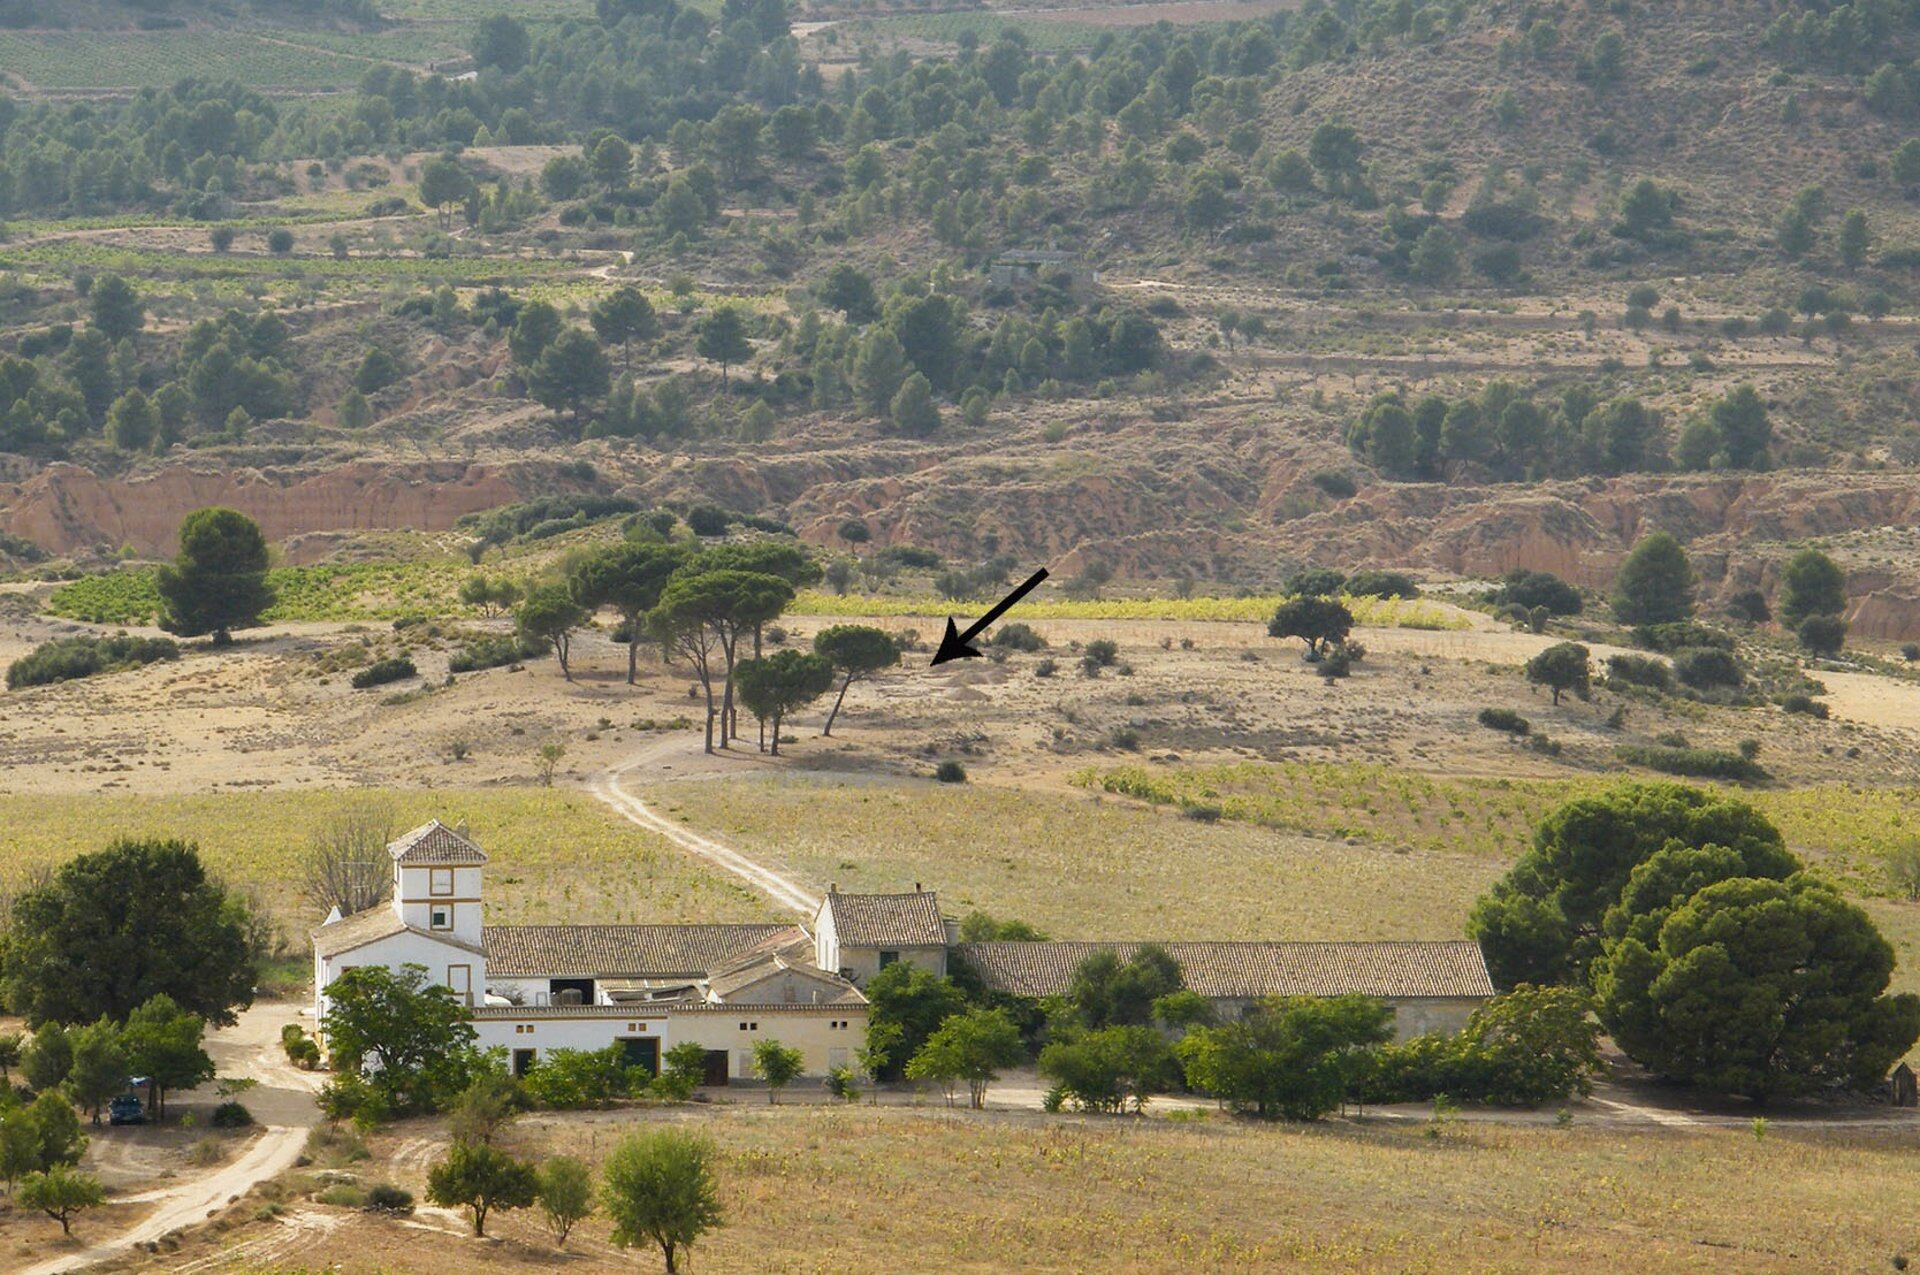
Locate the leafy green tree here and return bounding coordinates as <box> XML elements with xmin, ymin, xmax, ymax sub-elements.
<box><xmin>21</xmin><ymin>1024</ymin><xmax>72</xmax><ymax>1091</ymax></box>
<box><xmin>1709</xmin><ymin>384</ymin><xmax>1771</xmax><ymax>469</ymax></box>
<box><xmin>1267</xmin><ymin>596</ymin><xmax>1352</xmax><ymax>658</ymax></box>
<box><xmin>470</xmin><ymin>13</ymin><xmax>530</xmax><ymax>71</ymax></box>
<box><xmin>1619</xmin><ymin>178</ymin><xmax>1674</xmax><ymax>238</ymax></box>
<box><xmin>445</xmin><ymin>1070</ymin><xmax>523</xmax><ymax>1146</ymax></box>
<box><xmin>904</xmin><ymin>1007</ymin><xmax>1026</xmax><ymax>1108</ymax></box>
<box><xmin>650</xmin><ymin>570</ymin><xmax>794</xmax><ymax>753</ymax></box>
<box><xmin>812</xmin><ymin>624</ymin><xmax>900</xmax><ymax>735</ymax></box>
<box><xmin>707</xmin><ymin>105</ymin><xmax>765</xmax><ymax>182</ymax></box>
<box><xmin>1467</xmin><ymin>784</ymin><xmax>1798</xmax><ymax>988</ymax></box>
<box><xmin>106</xmin><ymin>388</ymin><xmax>158</xmax><ymax>452</ymax></box>
<box><xmin>1798</xmin><ymin>612</ymin><xmax>1847</xmax><ymax>657</ymax></box>
<box><xmin>590</xmin><ymin>287</ymin><xmax>660</xmax><ymax>372</ymax></box>
<box><xmin>354</xmin><ymin>347</ymin><xmax>401</xmax><ymax>394</ymax></box>
<box><xmin>1779</xmin><ymin>548</ymin><xmax>1846</xmax><ymax>627</ymax></box>
<box><xmin>19</xmin><ymin>1164</ymin><xmax>104</xmax><ymax>1236</ymax></box>
<box><xmin>1038</xmin><ymin>1025</ymin><xmax>1177</xmax><ymax>1113</ymax></box>
<box><xmin>509</xmin><ymin>300</ymin><xmax>562</xmax><ymax>367</ymax></box>
<box><xmin>601</xmin><ymin>1129</ymin><xmax>724</xmax><ymax>1273</ymax></box>
<box><xmin>528</xmin><ymin>329</ymin><xmax>612</xmax><ymax>426</ymax></box>
<box><xmin>418</xmin><ymin>154</ymin><xmax>472</xmax><ymax>230</ymax></box>
<box><xmin>0</xmin><ymin>838</ymin><xmax>260</xmax><ymax>1027</ymax></box>
<box><xmin>1595</xmin><ymin>876</ymin><xmax>1920</xmax><ymax>1100</ymax></box>
<box><xmin>320</xmin><ymin>964</ymin><xmax>477</xmax><ymax>1115</ymax></box>
<box><xmin>862</xmin><ymin>963</ymin><xmax>967</xmax><ymax>1081</ymax></box>
<box><xmin>63</xmin><ymin>1020</ymin><xmax>129</xmax><ymax>1125</ymax></box>
<box><xmin>889</xmin><ymin>371</ymin><xmax>940</xmax><ymax>436</ymax></box>
<box><xmin>427</xmin><ymin>1140</ymin><xmax>538</xmax><ymax>1236</ymax></box>
<box><xmin>695</xmin><ymin>305</ymin><xmax>752</xmax><ymax>384</ymax></box>
<box><xmin>1612</xmin><ymin>531</ymin><xmax>1694</xmax><ymax>626</ymax></box>
<box><xmin>1183</xmin><ymin>172</ymin><xmax>1231</xmax><ymax>237</ymax></box>
<box><xmin>1066</xmin><ymin>946</ymin><xmax>1183</xmax><ymax>1029</ymax></box>
<box><xmin>266</xmin><ymin>227</ymin><xmax>294</xmax><ymax>255</ymax></box>
<box><xmin>1525</xmin><ymin>641</ymin><xmax>1590</xmax><ymax>706</ymax></box>
<box><xmin>750</xmin><ymin>1038</ymin><xmax>805</xmax><ymax>1103</ymax></box>
<box><xmin>338</xmin><ymin>388</ymin><xmax>373</xmax><ymax>431</ymax></box>
<box><xmin>0</xmin><ymin>1031</ymin><xmax>20</xmax><ymax>1084</ymax></box>
<box><xmin>1178</xmin><ymin>994</ymin><xmax>1393</xmax><ymax>1119</ymax></box>
<box><xmin>1410</xmin><ymin>225</ymin><xmax>1461</xmax><ymax>284</ymax></box>
<box><xmin>0</xmin><ymin>1107</ymin><xmax>38</xmax><ymax>1188</ymax></box>
<box><xmin>156</xmin><ymin>507</ymin><xmax>273</xmax><ymax>645</ymax></box>
<box><xmin>818</xmin><ymin>264</ymin><xmax>879</xmax><ymax>323</ymax></box>
<box><xmin>734</xmin><ymin>650</ymin><xmax>834</xmax><ymax>755</ymax></box>
<box><xmin>537</xmin><ymin>1156</ymin><xmax>594</xmax><ymax>1248</ymax></box>
<box><xmin>515</xmin><ymin>584</ymin><xmax>588</xmax><ymax>680</ymax></box>
<box><xmin>89</xmin><ymin>275</ymin><xmax>144</xmax><ymax>343</ymax></box>
<box><xmin>121</xmin><ymin>995</ymin><xmax>213</xmax><ymax>1120</ymax></box>
<box><xmin>769</xmin><ymin>104</ymin><xmax>816</xmax><ymax>159</ymax></box>
<box><xmin>569</xmin><ymin>541</ymin><xmax>690</xmax><ymax>683</ymax></box>
<box><xmin>590</xmin><ymin>135</ymin><xmax>633</xmax><ymax>187</ymax></box>
<box><xmin>1436</xmin><ymin>984</ymin><xmax>1600</xmax><ymax>1106</ymax></box>
<box><xmin>1307</xmin><ymin>121</ymin><xmax>1365</xmax><ymax>194</ymax></box>
<box><xmin>541</xmin><ymin>153</ymin><xmax>588</xmax><ymax>201</ymax></box>
<box><xmin>854</xmin><ymin>327</ymin><xmax>908</xmax><ymax>416</ymax></box>
<box><xmin>1840</xmin><ymin>208</ymin><xmax>1872</xmax><ymax>268</ymax></box>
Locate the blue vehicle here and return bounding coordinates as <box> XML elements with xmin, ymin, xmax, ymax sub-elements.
<box><xmin>108</xmin><ymin>1094</ymin><xmax>145</xmax><ymax>1126</ymax></box>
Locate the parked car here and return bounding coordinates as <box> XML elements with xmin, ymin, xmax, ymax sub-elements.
<box><xmin>108</xmin><ymin>1094</ymin><xmax>145</xmax><ymax>1126</ymax></box>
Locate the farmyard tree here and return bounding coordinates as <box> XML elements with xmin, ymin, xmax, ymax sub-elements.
<box><xmin>19</xmin><ymin>1164</ymin><xmax>104</xmax><ymax>1236</ymax></box>
<box><xmin>813</xmin><ymin>624</ymin><xmax>901</xmax><ymax>735</ymax></box>
<box><xmin>695</xmin><ymin>305</ymin><xmax>752</xmax><ymax>384</ymax></box>
<box><xmin>1594</xmin><ymin>876</ymin><xmax>1920</xmax><ymax>1100</ymax></box>
<box><xmin>1779</xmin><ymin>548</ymin><xmax>1846</xmax><ymax>628</ymax></box>
<box><xmin>156</xmin><ymin>507</ymin><xmax>274</xmax><ymax>645</ymax></box>
<box><xmin>601</xmin><ymin>1128</ymin><xmax>724</xmax><ymax>1274</ymax></box>
<box><xmin>590</xmin><ymin>286</ymin><xmax>661</xmax><ymax>372</ymax></box>
<box><xmin>649</xmin><ymin>569</ymin><xmax>793</xmax><ymax>753</ymax></box>
<box><xmin>1525</xmin><ymin>641</ymin><xmax>1590</xmax><ymax>705</ymax></box>
<box><xmin>904</xmin><ymin>1006</ymin><xmax>1026</xmax><ymax>1108</ymax></box>
<box><xmin>427</xmin><ymin>1140</ymin><xmax>538</xmax><ymax>1236</ymax></box>
<box><xmin>528</xmin><ymin>329</ymin><xmax>611</xmax><ymax>428</ymax></box>
<box><xmin>1268</xmin><ymin>595</ymin><xmax>1353</xmax><ymax>659</ymax></box>
<box><xmin>516</xmin><ymin>584</ymin><xmax>588</xmax><ymax>680</ymax></box>
<box><xmin>0</xmin><ymin>838</ymin><xmax>261</xmax><ymax>1027</ymax></box>
<box><xmin>734</xmin><ymin>650</ymin><xmax>834</xmax><ymax>755</ymax></box>
<box><xmin>320</xmin><ymin>964</ymin><xmax>477</xmax><ymax>1115</ymax></box>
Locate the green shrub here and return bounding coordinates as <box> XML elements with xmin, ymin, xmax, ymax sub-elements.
<box><xmin>1605</xmin><ymin>654</ymin><xmax>1673</xmax><ymax>692</ymax></box>
<box><xmin>449</xmin><ymin>634</ymin><xmax>542</xmax><ymax>673</ymax></box>
<box><xmin>935</xmin><ymin>760</ymin><xmax>968</xmax><ymax>783</ymax></box>
<box><xmin>1616</xmin><ymin>743</ymin><xmax>1767</xmax><ymax>782</ymax></box>
<box><xmin>7</xmin><ymin>634</ymin><xmax>180</xmax><ymax>690</ymax></box>
<box><xmin>1345</xmin><ymin>570</ymin><xmax>1419</xmax><ymax>600</ymax></box>
<box><xmin>365</xmin><ymin>1183</ymin><xmax>414</xmax><ymax>1214</ymax></box>
<box><xmin>1477</xmin><ymin>707</ymin><xmax>1530</xmax><ymax>735</ymax></box>
<box><xmin>350</xmin><ymin>657</ymin><xmax>417</xmax><ymax>689</ymax></box>
<box><xmin>210</xmin><ymin>1101</ymin><xmax>254</xmax><ymax>1129</ymax></box>
<box><xmin>1634</xmin><ymin>622</ymin><xmax>1734</xmax><ymax>653</ymax></box>
<box><xmin>1781</xmin><ymin>694</ymin><xmax>1829</xmax><ymax>719</ymax></box>
<box><xmin>1672</xmin><ymin>647</ymin><xmax>1744</xmax><ymax>690</ymax></box>
<box><xmin>989</xmin><ymin>622</ymin><xmax>1047</xmax><ymax>651</ymax></box>
<box><xmin>1310</xmin><ymin>470</ymin><xmax>1358</xmax><ymax>499</ymax></box>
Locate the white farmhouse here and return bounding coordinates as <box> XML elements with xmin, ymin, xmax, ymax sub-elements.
<box><xmin>314</xmin><ymin>821</ymin><xmax>1497</xmax><ymax>1084</ymax></box>
<box><xmin>313</xmin><ymin>821</ymin><xmax>867</xmax><ymax>1083</ymax></box>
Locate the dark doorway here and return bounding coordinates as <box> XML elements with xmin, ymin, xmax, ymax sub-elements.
<box><xmin>702</xmin><ymin>1049</ymin><xmax>730</xmax><ymax>1087</ymax></box>
<box><xmin>512</xmin><ymin>1048</ymin><xmax>535</xmax><ymax>1077</ymax></box>
<box><xmin>619</xmin><ymin>1036</ymin><xmax>660</xmax><ymax>1076</ymax></box>
<box><xmin>549</xmin><ymin>978</ymin><xmax>594</xmax><ymax>1005</ymax></box>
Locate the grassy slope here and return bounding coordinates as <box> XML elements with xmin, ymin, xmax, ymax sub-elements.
<box><xmin>0</xmin><ymin>788</ymin><xmax>778</xmax><ymax>931</ymax></box>
<box><xmin>254</xmin><ymin>1107</ymin><xmax>1920</xmax><ymax>1271</ymax></box>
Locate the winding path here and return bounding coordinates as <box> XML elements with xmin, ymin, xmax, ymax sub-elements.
<box><xmin>589</xmin><ymin>740</ymin><xmax>821</xmax><ymax>917</ymax></box>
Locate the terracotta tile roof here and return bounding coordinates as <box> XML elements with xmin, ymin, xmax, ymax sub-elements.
<box><xmin>388</xmin><ymin>820</ymin><xmax>488</xmax><ymax>866</ymax></box>
<box><xmin>483</xmin><ymin>924</ymin><xmax>803</xmax><ymax>978</ymax></box>
<box><xmin>955</xmin><ymin>941</ymin><xmax>1496</xmax><ymax>1001</ymax></box>
<box><xmin>823</xmin><ymin>890</ymin><xmax>947</xmax><ymax>948</ymax></box>
<box><xmin>311</xmin><ymin>907</ymin><xmax>485</xmax><ymax>959</ymax></box>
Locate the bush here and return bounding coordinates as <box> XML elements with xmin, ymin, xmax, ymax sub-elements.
<box><xmin>1477</xmin><ymin>707</ymin><xmax>1530</xmax><ymax>735</ymax></box>
<box><xmin>1311</xmin><ymin>470</ymin><xmax>1358</xmax><ymax>499</ymax></box>
<box><xmin>1616</xmin><ymin>743</ymin><xmax>1767</xmax><ymax>782</ymax></box>
<box><xmin>449</xmin><ymin>634</ymin><xmax>543</xmax><ymax>673</ymax></box>
<box><xmin>1494</xmin><ymin>570</ymin><xmax>1582</xmax><ymax>616</ymax></box>
<box><xmin>686</xmin><ymin>504</ymin><xmax>732</xmax><ymax>537</ymax></box>
<box><xmin>210</xmin><ymin>1101</ymin><xmax>254</xmax><ymax>1128</ymax></box>
<box><xmin>934</xmin><ymin>760</ymin><xmax>968</xmax><ymax>783</ymax></box>
<box><xmin>1781</xmin><ymin>694</ymin><xmax>1828</xmax><ymax>719</ymax></box>
<box><xmin>1634</xmin><ymin>622</ymin><xmax>1734</xmax><ymax>653</ymax></box>
<box><xmin>1672</xmin><ymin>646</ymin><xmax>1744</xmax><ymax>691</ymax></box>
<box><xmin>365</xmin><ymin>1183</ymin><xmax>414</xmax><ymax>1214</ymax></box>
<box><xmin>8</xmin><ymin>634</ymin><xmax>180</xmax><ymax>690</ymax></box>
<box><xmin>350</xmin><ymin>657</ymin><xmax>417</xmax><ymax>689</ymax></box>
<box><xmin>1605</xmin><ymin>654</ymin><xmax>1673</xmax><ymax>692</ymax></box>
<box><xmin>1344</xmin><ymin>570</ymin><xmax>1419</xmax><ymax>600</ymax></box>
<box><xmin>990</xmin><ymin>622</ymin><xmax>1047</xmax><ymax>652</ymax></box>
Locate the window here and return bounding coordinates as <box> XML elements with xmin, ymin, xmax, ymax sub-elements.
<box><xmin>878</xmin><ymin>950</ymin><xmax>899</xmax><ymax>968</ymax></box>
<box><xmin>430</xmin><ymin>867</ymin><xmax>453</xmax><ymax>896</ymax></box>
<box><xmin>430</xmin><ymin>905</ymin><xmax>452</xmax><ymax>930</ymax></box>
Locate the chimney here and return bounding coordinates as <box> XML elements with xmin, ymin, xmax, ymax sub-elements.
<box><xmin>829</xmin><ymin>881</ymin><xmax>838</xmax><ymax>893</ymax></box>
<box><xmin>914</xmin><ymin>882</ymin><xmax>922</xmax><ymax>893</ymax></box>
<box><xmin>454</xmin><ymin>820</ymin><xmax>470</xmax><ymax>839</ymax></box>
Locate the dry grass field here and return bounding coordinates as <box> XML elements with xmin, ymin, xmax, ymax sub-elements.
<box><xmin>117</xmin><ymin>1105</ymin><xmax>1920</xmax><ymax>1273</ymax></box>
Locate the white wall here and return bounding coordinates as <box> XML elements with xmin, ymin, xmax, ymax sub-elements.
<box><xmin>395</xmin><ymin>863</ymin><xmax>484</xmax><ymax>947</ymax></box>
<box><xmin>474</xmin><ymin>1008</ymin><xmax>866</xmax><ymax>1079</ymax></box>
<box><xmin>315</xmin><ymin>928</ymin><xmax>487</xmax><ymax>1031</ymax></box>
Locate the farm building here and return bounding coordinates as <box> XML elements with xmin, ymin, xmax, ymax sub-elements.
<box><xmin>988</xmin><ymin>248</ymin><xmax>1095</xmax><ymax>288</ymax></box>
<box><xmin>313</xmin><ymin>821</ymin><xmax>1495</xmax><ymax>1082</ymax></box>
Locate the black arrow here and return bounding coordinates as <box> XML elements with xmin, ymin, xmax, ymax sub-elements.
<box><xmin>931</xmin><ymin>568</ymin><xmax>1050</xmax><ymax>666</ymax></box>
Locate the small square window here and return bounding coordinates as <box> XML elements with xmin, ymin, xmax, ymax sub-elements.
<box><xmin>739</xmin><ymin>1022</ymin><xmax>748</xmax><ymax>1031</ymax></box>
<box><xmin>430</xmin><ymin>906</ymin><xmax>451</xmax><ymax>930</ymax></box>
<box><xmin>878</xmin><ymin>950</ymin><xmax>899</xmax><ymax>968</ymax></box>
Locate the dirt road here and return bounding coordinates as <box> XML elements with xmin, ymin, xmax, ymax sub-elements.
<box><xmin>19</xmin><ymin>1002</ymin><xmax>322</xmax><ymax>1275</ymax></box>
<box><xmin>590</xmin><ymin>734</ymin><xmax>822</xmax><ymax>917</ymax></box>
